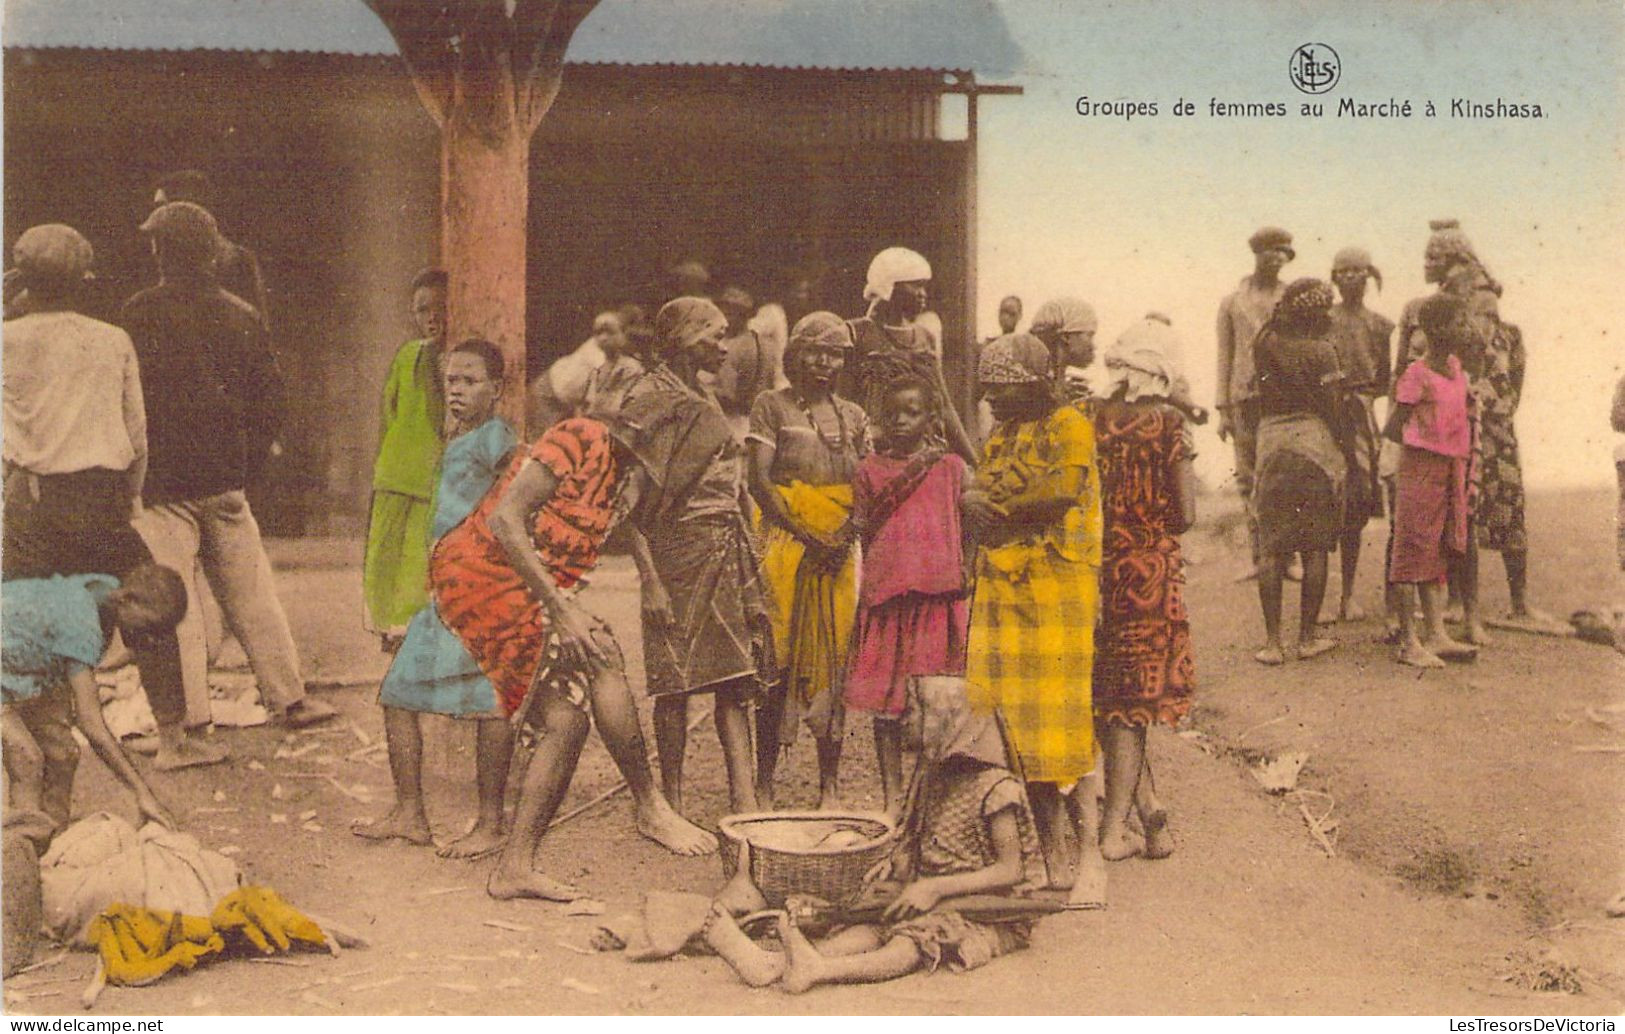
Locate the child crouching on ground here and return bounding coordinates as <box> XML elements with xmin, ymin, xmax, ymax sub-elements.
<box><xmin>1386</xmin><ymin>293</ymin><xmax>1480</xmax><ymax>668</ymax></box>
<box><xmin>844</xmin><ymin>376</ymin><xmax>971</xmax><ymax>814</ymax></box>
<box><xmin>702</xmin><ymin>676</ymin><xmax>1049</xmax><ymax>992</ymax></box>
<box><xmin>3</xmin><ymin>564</ymin><xmax>183</xmax><ymax>843</ymax></box>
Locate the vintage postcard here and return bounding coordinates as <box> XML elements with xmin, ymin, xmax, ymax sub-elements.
<box><xmin>2</xmin><ymin>0</ymin><xmax>1622</xmax><ymax>1020</ymax></box>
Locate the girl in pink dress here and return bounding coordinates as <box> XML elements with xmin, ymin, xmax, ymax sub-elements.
<box><xmin>845</xmin><ymin>376</ymin><xmax>971</xmax><ymax>813</ymax></box>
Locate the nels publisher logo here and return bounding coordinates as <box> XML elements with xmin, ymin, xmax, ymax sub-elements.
<box><xmin>1288</xmin><ymin>43</ymin><xmax>1340</xmax><ymax>94</ymax></box>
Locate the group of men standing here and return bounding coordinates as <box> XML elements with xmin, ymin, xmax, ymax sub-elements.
<box><xmin>2</xmin><ymin>173</ymin><xmax>337</xmax><ymax>772</ymax></box>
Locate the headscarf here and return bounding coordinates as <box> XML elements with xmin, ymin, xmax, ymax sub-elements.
<box><xmin>1105</xmin><ymin>318</ymin><xmax>1185</xmax><ymax>403</ymax></box>
<box><xmin>863</xmin><ymin>246</ymin><xmax>931</xmax><ymax>303</ymax></box>
<box><xmin>1027</xmin><ymin>297</ymin><xmax>1098</xmax><ymax>337</ymax></box>
<box><xmin>1271</xmin><ymin>277</ymin><xmax>1335</xmax><ymax>332</ymax></box>
<box><xmin>783</xmin><ymin>310</ymin><xmax>853</xmax><ymax>369</ymax></box>
<box><xmin>1331</xmin><ymin>246</ymin><xmax>1383</xmax><ymax>293</ymax></box>
<box><xmin>977</xmin><ymin>332</ymin><xmax>1050</xmax><ymax>385</ymax></box>
<box><xmin>651</xmin><ymin>296</ymin><xmax>726</xmax><ymax>361</ymax></box>
<box><xmin>906</xmin><ymin>676</ymin><xmax>1010</xmax><ymax>768</ymax></box>
<box><xmin>1427</xmin><ymin>219</ymin><xmax>1502</xmax><ymax>297</ymax></box>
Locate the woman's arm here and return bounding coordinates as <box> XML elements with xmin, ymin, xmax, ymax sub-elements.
<box><xmin>1382</xmin><ymin>402</ymin><xmax>1414</xmax><ymax>444</ymax></box>
<box><xmin>67</xmin><ymin>666</ymin><xmax>174</xmax><ymax>829</ymax></box>
<box><xmin>883</xmin><ymin>807</ymin><xmax>1025</xmax><ymax>919</ymax></box>
<box><xmin>927</xmin><ymin>358</ymin><xmax>979</xmax><ymax>467</ymax></box>
<box><xmin>993</xmin><ymin>463</ymin><xmax>1089</xmax><ymax>534</ymax></box>
<box><xmin>487</xmin><ymin>460</ymin><xmax>606</xmax><ymax>666</ymax></box>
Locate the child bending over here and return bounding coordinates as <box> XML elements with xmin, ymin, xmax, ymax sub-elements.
<box><xmin>3</xmin><ymin>565</ymin><xmax>182</xmax><ymax>842</ymax></box>
<box><xmin>704</xmin><ymin>676</ymin><xmax>1049</xmax><ymax>992</ymax></box>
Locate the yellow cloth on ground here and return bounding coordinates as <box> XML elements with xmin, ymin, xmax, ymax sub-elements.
<box><xmin>85</xmin><ymin>886</ymin><xmax>327</xmax><ymax>987</ymax></box>
<box><xmin>759</xmin><ymin>481</ymin><xmax>856</xmax><ymax>742</ymax></box>
<box><xmin>967</xmin><ymin>405</ymin><xmax>1102</xmax><ymax>785</ymax></box>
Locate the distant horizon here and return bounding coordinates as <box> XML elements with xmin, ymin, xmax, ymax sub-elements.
<box><xmin>973</xmin><ymin>0</ymin><xmax>1623</xmax><ymax>490</ymax></box>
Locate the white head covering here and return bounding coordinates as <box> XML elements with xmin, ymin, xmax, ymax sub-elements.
<box><xmin>1105</xmin><ymin>318</ymin><xmax>1185</xmax><ymax>403</ymax></box>
<box><xmin>1028</xmin><ymin>297</ymin><xmax>1098</xmax><ymax>336</ymax></box>
<box><xmin>863</xmin><ymin>246</ymin><xmax>931</xmax><ymax>303</ymax></box>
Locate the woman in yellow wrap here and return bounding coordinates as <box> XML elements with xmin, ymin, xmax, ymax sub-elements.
<box><xmin>964</xmin><ymin>333</ymin><xmax>1107</xmax><ymax>909</ymax></box>
<box><xmin>747</xmin><ymin>312</ymin><xmax>869</xmax><ymax>807</ymax></box>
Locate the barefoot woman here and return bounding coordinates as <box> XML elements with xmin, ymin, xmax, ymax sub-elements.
<box><xmin>430</xmin><ymin>395</ymin><xmax>714</xmax><ymax>899</ymax></box>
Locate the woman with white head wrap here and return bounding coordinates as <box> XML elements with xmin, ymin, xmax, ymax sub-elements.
<box><xmin>1092</xmin><ymin>317</ymin><xmax>1198</xmax><ymax>862</ymax></box>
<box><xmin>844</xmin><ymin>246</ymin><xmax>978</xmax><ymax>465</ymax></box>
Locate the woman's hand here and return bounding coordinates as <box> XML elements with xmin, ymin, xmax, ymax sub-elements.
<box><xmin>962</xmin><ymin>488</ymin><xmax>1007</xmax><ymax>540</ymax></box>
<box><xmin>138</xmin><ymin>791</ymin><xmax>177</xmax><ymax>831</ymax></box>
<box><xmin>552</xmin><ymin>599</ymin><xmax>608</xmax><ymax>670</ymax></box>
<box><xmin>882</xmin><ymin>878</ymin><xmax>943</xmax><ymax>921</ymax></box>
<box><xmin>640</xmin><ymin>576</ymin><xmax>676</xmax><ymax>631</ymax></box>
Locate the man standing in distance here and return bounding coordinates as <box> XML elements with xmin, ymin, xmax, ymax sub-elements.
<box><xmin>1216</xmin><ymin>227</ymin><xmax>1293</xmax><ymax>580</ymax></box>
<box><xmin>122</xmin><ymin>202</ymin><xmax>335</xmax><ymax>730</ymax></box>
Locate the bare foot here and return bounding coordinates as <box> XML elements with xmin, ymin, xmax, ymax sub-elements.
<box><xmin>635</xmin><ymin>799</ymin><xmax>717</xmax><ymax>857</ymax></box>
<box><xmin>351</xmin><ymin>805</ymin><xmax>432</xmax><ymax>845</ymax></box>
<box><xmin>1099</xmin><ymin>825</ymin><xmax>1143</xmax><ymax>862</ymax></box>
<box><xmin>1397</xmin><ymin>642</ymin><xmax>1446</xmax><ymax>669</ymax></box>
<box><xmin>437</xmin><ymin>822</ymin><xmax>506</xmax><ymax>860</ymax></box>
<box><xmin>1253</xmin><ymin>644</ymin><xmax>1286</xmax><ymax>666</ymax></box>
<box><xmin>1232</xmin><ymin>565</ymin><xmax>1260</xmax><ymax>583</ymax></box>
<box><xmin>778</xmin><ymin>912</ymin><xmax>828</xmax><ymax>994</ymax></box>
<box><xmin>816</xmin><ymin>791</ymin><xmax>842</xmax><ymax>812</ymax></box>
<box><xmin>1460</xmin><ymin>623</ymin><xmax>1492</xmax><ymax>647</ymax></box>
<box><xmin>1338</xmin><ymin>600</ymin><xmax>1367</xmax><ymax>622</ymax></box>
<box><xmin>1067</xmin><ymin>848</ymin><xmax>1108</xmax><ymax>909</ymax></box>
<box><xmin>153</xmin><ymin>738</ymin><xmax>229</xmax><ymax>771</ymax></box>
<box><xmin>1140</xmin><ymin>809</ymin><xmax>1174</xmax><ymax>860</ymax></box>
<box><xmin>1420</xmin><ymin>635</ymin><xmax>1478</xmax><ymax>661</ymax></box>
<box><xmin>1284</xmin><ymin>557</ymin><xmax>1304</xmax><ymax>582</ymax></box>
<box><xmin>1295</xmin><ymin>637</ymin><xmax>1339</xmax><ymax>661</ymax></box>
<box><xmin>486</xmin><ymin>867</ymin><xmax>582</xmax><ymax>902</ymax></box>
<box><xmin>703</xmin><ymin>906</ymin><xmax>783</xmax><ymax>987</ymax></box>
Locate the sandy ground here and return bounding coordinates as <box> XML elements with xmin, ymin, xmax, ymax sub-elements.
<box><xmin>5</xmin><ymin>488</ymin><xmax>1621</xmax><ymax>1015</ymax></box>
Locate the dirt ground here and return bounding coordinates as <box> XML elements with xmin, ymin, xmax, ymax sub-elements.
<box><xmin>6</xmin><ymin>488</ymin><xmax>1621</xmax><ymax>1015</ymax></box>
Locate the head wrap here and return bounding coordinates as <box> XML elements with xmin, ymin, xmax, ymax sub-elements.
<box><xmin>904</xmin><ymin>676</ymin><xmax>1010</xmax><ymax>767</ymax></box>
<box><xmin>652</xmin><ymin>296</ymin><xmax>726</xmax><ymax>360</ymax></box>
<box><xmin>1248</xmin><ymin>226</ymin><xmax>1296</xmax><ymax>261</ymax></box>
<box><xmin>1105</xmin><ymin>318</ymin><xmax>1185</xmax><ymax>403</ymax></box>
<box><xmin>1272</xmin><ymin>277</ymin><xmax>1335</xmax><ymax>329</ymax></box>
<box><xmin>9</xmin><ymin>224</ymin><xmax>95</xmax><ymax>289</ymax></box>
<box><xmin>1331</xmin><ymin>246</ymin><xmax>1383</xmax><ymax>293</ymax></box>
<box><xmin>863</xmin><ymin>246</ymin><xmax>931</xmax><ymax>303</ymax></box>
<box><xmin>1428</xmin><ymin>219</ymin><xmax>1503</xmax><ymax>297</ymax></box>
<box><xmin>785</xmin><ymin>310</ymin><xmax>852</xmax><ymax>358</ymax></box>
<box><xmin>1028</xmin><ymin>296</ymin><xmax>1098</xmax><ymax>337</ymax></box>
<box><xmin>977</xmin><ymin>332</ymin><xmax>1050</xmax><ymax>385</ymax></box>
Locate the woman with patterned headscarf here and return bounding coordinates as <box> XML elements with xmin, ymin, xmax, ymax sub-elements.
<box><xmin>617</xmin><ymin>297</ymin><xmax>772</xmax><ymax>815</ymax></box>
<box><xmin>1091</xmin><ymin>319</ymin><xmax>1198</xmax><ymax>861</ymax></box>
<box><xmin>963</xmin><ymin>333</ymin><xmax>1106</xmax><ymax>908</ymax></box>
<box><xmin>843</xmin><ymin>247</ymin><xmax>978</xmax><ymax>465</ymax></box>
<box><xmin>1250</xmin><ymin>279</ymin><xmax>1351</xmax><ymax>665</ymax></box>
<box><xmin>745</xmin><ymin>312</ymin><xmax>868</xmax><ymax>806</ymax></box>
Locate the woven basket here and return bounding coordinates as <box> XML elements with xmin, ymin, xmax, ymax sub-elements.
<box><xmin>717</xmin><ymin>811</ymin><xmax>897</xmax><ymax>909</ymax></box>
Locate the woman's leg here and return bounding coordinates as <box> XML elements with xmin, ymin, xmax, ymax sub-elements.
<box><xmin>703</xmin><ymin>905</ymin><xmax>784</xmax><ymax>987</ymax></box>
<box><xmin>585</xmin><ymin>664</ymin><xmax>714</xmax><ymax>855</ymax></box>
<box><xmin>753</xmin><ymin>680</ymin><xmax>786</xmax><ymax>809</ymax></box>
<box><xmin>1064</xmin><ymin>770</ymin><xmax>1107</xmax><ymax>908</ymax></box>
<box><xmin>1135</xmin><ymin>751</ymin><xmax>1174</xmax><ymax>860</ymax></box>
<box><xmin>1338</xmin><ymin>524</ymin><xmax>1366</xmax><ymax>620</ymax></box>
<box><xmin>1502</xmin><ymin>548</ymin><xmax>1529</xmax><ymax>615</ymax></box>
<box><xmin>1255</xmin><ymin>553</ymin><xmax>1286</xmax><ymax>664</ymax></box>
<box><xmin>488</xmin><ymin>694</ymin><xmax>591</xmax><ymax>901</ymax></box>
<box><xmin>2</xmin><ymin>707</ymin><xmax>47</xmax><ymax>823</ymax></box>
<box><xmin>17</xmin><ymin>691</ymin><xmax>80</xmax><ymax>834</ymax></box>
<box><xmin>779</xmin><ymin>913</ymin><xmax>922</xmax><ymax>993</ymax></box>
<box><xmin>714</xmin><ymin>684</ymin><xmax>760</xmax><ymax>813</ymax></box>
<box><xmin>439</xmin><ymin>718</ymin><xmax>514</xmax><ymax>859</ymax></box>
<box><xmin>1295</xmin><ymin>551</ymin><xmax>1337</xmax><ymax>659</ymax></box>
<box><xmin>1099</xmin><ymin>722</ymin><xmax>1144</xmax><ymax>861</ymax></box>
<box><xmin>1027</xmin><ymin>781</ymin><xmax>1070</xmax><ymax>888</ymax></box>
<box><xmin>353</xmin><ymin>706</ymin><xmax>432</xmax><ymax>845</ymax></box>
<box><xmin>1457</xmin><ymin>533</ymin><xmax>1489</xmax><ymax>644</ymax></box>
<box><xmin>874</xmin><ymin>718</ymin><xmax>905</xmax><ymax>817</ymax></box>
<box><xmin>814</xmin><ymin>730</ymin><xmax>842</xmax><ymax>811</ymax></box>
<box><xmin>653</xmin><ymin>694</ymin><xmax>689</xmax><ymax>812</ymax></box>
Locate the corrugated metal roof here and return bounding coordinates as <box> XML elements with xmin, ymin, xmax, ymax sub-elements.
<box><xmin>2</xmin><ymin>0</ymin><xmax>1024</xmax><ymax>77</ymax></box>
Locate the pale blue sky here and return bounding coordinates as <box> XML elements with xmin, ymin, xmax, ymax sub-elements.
<box><xmin>975</xmin><ymin>0</ymin><xmax>1624</xmax><ymax>488</ymax></box>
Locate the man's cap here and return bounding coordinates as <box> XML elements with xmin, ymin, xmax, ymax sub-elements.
<box><xmin>10</xmin><ymin>224</ymin><xmax>95</xmax><ymax>286</ymax></box>
<box><xmin>139</xmin><ymin>201</ymin><xmax>220</xmax><ymax>259</ymax></box>
<box><xmin>1248</xmin><ymin>226</ymin><xmax>1296</xmax><ymax>260</ymax></box>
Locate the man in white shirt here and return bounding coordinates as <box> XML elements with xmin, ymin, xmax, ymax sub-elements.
<box><xmin>2</xmin><ymin>224</ymin><xmax>226</xmax><ymax>771</ymax></box>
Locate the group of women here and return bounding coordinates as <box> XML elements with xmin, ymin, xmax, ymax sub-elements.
<box><xmin>1244</xmin><ymin>221</ymin><xmax>1547</xmax><ymax>665</ymax></box>
<box><xmin>354</xmin><ymin>247</ymin><xmax>1199</xmax><ymax>907</ymax></box>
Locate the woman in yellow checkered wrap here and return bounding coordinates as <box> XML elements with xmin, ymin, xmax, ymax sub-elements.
<box><xmin>963</xmin><ymin>332</ymin><xmax>1107</xmax><ymax>908</ymax></box>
